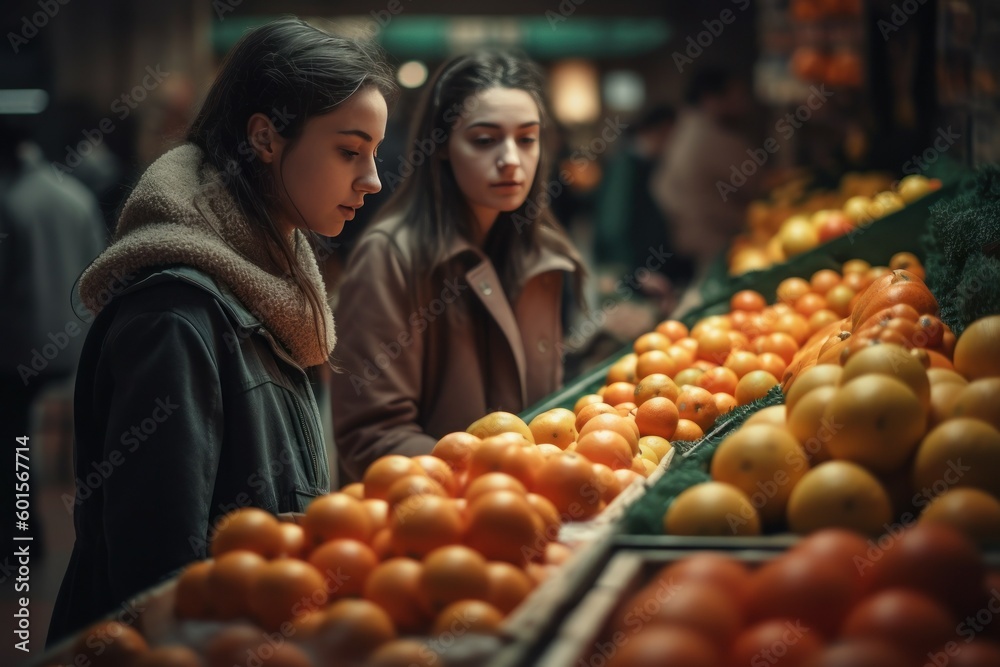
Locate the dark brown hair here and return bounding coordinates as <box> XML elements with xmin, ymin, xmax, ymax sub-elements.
<box><xmin>376</xmin><ymin>50</ymin><xmax>584</xmax><ymax>299</ymax></box>
<box><xmin>187</xmin><ymin>17</ymin><xmax>397</xmax><ymax>358</ymax></box>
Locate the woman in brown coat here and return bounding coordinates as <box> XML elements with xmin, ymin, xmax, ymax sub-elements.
<box><xmin>330</xmin><ymin>51</ymin><xmax>584</xmax><ymax>481</ymax></box>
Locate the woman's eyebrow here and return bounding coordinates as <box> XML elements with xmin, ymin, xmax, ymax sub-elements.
<box><xmin>338</xmin><ymin>129</ymin><xmax>373</xmax><ymax>142</ymax></box>
<box><xmin>465</xmin><ymin>120</ymin><xmax>541</xmax><ymax>130</ymax></box>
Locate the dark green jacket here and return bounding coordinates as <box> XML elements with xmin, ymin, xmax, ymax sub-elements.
<box><xmin>48</xmin><ymin>265</ymin><xmax>330</xmax><ymax>645</ymax></box>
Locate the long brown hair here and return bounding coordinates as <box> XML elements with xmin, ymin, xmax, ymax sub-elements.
<box><xmin>375</xmin><ymin>50</ymin><xmax>584</xmax><ymax>299</ymax></box>
<box><xmin>187</xmin><ymin>17</ymin><xmax>397</xmax><ymax>356</ymax></box>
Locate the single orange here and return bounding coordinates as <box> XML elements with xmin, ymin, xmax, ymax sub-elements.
<box><xmin>485</xmin><ymin>561</ymin><xmax>536</xmax><ymax>614</ymax></box>
<box><xmin>412</xmin><ymin>455</ymin><xmax>459</xmax><ymax>497</ymax></box>
<box><xmin>364</xmin><ymin>558</ymin><xmax>430</xmax><ymax>635</ymax></box>
<box><xmin>312</xmin><ymin>599</ymin><xmax>396</xmax><ymax>664</ymax></box>
<box><xmin>574</xmin><ymin>401</ymin><xmax>618</xmax><ymax>432</ymax></box>
<box><xmin>673</xmin><ymin>418</ymin><xmax>704</xmax><ymax>442</ymax></box>
<box><xmin>419</xmin><ymin>545</ymin><xmax>490</xmax><ymax>615</ymax></box>
<box><xmin>603</xmin><ymin>381</ymin><xmax>638</xmax><ymax>407</ymax></box>
<box><xmin>308</xmin><ymin>539</ymin><xmax>378</xmax><ymax>598</ymax></box>
<box><xmin>573</xmin><ymin>393</ymin><xmax>605</xmax><ymax>415</ymax></box>
<box><xmin>697</xmin><ymin>366</ymin><xmax>739</xmax><ymax>396</ymax></box>
<box><xmin>464</xmin><ymin>472</ymin><xmax>527</xmax><ymax>503</ymax></box>
<box><xmin>730</xmin><ymin>289</ymin><xmax>767</xmax><ymax>312</ymax></box>
<box><xmin>431</xmin><ymin>433</ymin><xmax>482</xmax><ymax>474</ymax></box>
<box><xmin>676</xmin><ymin>386</ymin><xmax>721</xmax><ymax>432</ymax></box>
<box><xmin>532</xmin><ymin>452</ymin><xmax>602</xmax><ymax>520</ymax></box>
<box><xmin>389</xmin><ymin>494</ymin><xmax>463</xmax><ymax>559</ymax></box>
<box><xmin>210</xmin><ymin>507</ymin><xmax>284</xmax><ymax>559</ymax></box>
<box><xmin>209</xmin><ymin>550</ymin><xmax>267</xmax><ymax>620</ymax></box>
<box><xmin>464</xmin><ymin>490</ymin><xmax>543</xmax><ymax>566</ymax></box>
<box><xmin>575</xmin><ymin>429</ymin><xmax>635</xmax><ymax>470</ymax></box>
<box><xmin>634</xmin><ymin>396</ymin><xmax>679</xmax><ymax>440</ymax></box>
<box><xmin>249</xmin><ymin>558</ymin><xmax>328</xmax><ymax>631</ymax></box>
<box><xmin>605</xmin><ymin>353</ymin><xmax>638</xmax><ymax>384</ymax></box>
<box><xmin>735</xmin><ymin>370</ymin><xmax>779</xmax><ymax>406</ymax></box>
<box><xmin>364</xmin><ymin>455</ymin><xmax>427</xmax><ymax>501</ymax></box>
<box><xmin>432</xmin><ymin>600</ymin><xmax>504</xmax><ymax>637</ymax></box>
<box><xmin>634</xmin><ymin>331</ymin><xmax>672</xmax><ymax>354</ymax></box>
<box><xmin>303</xmin><ymin>492</ymin><xmax>373</xmax><ymax>548</ymax></box>
<box><xmin>656</xmin><ymin>319</ymin><xmax>690</xmax><ymax>341</ymax></box>
<box><xmin>577</xmin><ymin>413</ymin><xmax>639</xmax><ymax>455</ymax></box>
<box><xmin>385</xmin><ymin>475</ymin><xmax>447</xmax><ymax>512</ymax></box>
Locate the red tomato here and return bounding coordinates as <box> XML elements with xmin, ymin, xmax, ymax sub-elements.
<box><xmin>746</xmin><ymin>552</ymin><xmax>857</xmax><ymax>638</ymax></box>
<box><xmin>950</xmin><ymin>640</ymin><xmax>1000</xmax><ymax>667</ymax></box>
<box><xmin>840</xmin><ymin>588</ymin><xmax>957</xmax><ymax>661</ymax></box>
<box><xmin>804</xmin><ymin>639</ymin><xmax>911</xmax><ymax>667</ymax></box>
<box><xmin>792</xmin><ymin>529</ymin><xmax>871</xmax><ymax>584</ymax></box>
<box><xmin>607</xmin><ymin>626</ymin><xmax>719</xmax><ymax>667</ymax></box>
<box><xmin>655</xmin><ymin>553</ymin><xmax>753</xmax><ymax>611</ymax></box>
<box><xmin>865</xmin><ymin>523</ymin><xmax>984</xmax><ymax>616</ymax></box>
<box><xmin>728</xmin><ymin>619</ymin><xmax>825</xmax><ymax>667</ymax></box>
<box><xmin>645</xmin><ymin>582</ymin><xmax>744</xmax><ymax>648</ymax></box>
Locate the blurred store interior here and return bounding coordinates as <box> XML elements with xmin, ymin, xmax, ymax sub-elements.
<box><xmin>1</xmin><ymin>0</ymin><xmax>996</xmax><ymax>661</ymax></box>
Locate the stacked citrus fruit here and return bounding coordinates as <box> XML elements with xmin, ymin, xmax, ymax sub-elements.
<box><xmin>70</xmin><ymin>410</ymin><xmax>652</xmax><ymax>665</ymax></box>
<box><xmin>583</xmin><ymin>255</ymin><xmax>929</xmax><ymax>446</ymax></box>
<box><xmin>729</xmin><ymin>173</ymin><xmax>941</xmax><ymax>275</ymax></box>
<box><xmin>663</xmin><ymin>289</ymin><xmax>1000</xmax><ymax>542</ymax></box>
<box><xmin>592</xmin><ymin>524</ymin><xmax>1000</xmax><ymax>667</ymax></box>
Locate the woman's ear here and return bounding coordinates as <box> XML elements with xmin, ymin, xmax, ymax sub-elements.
<box><xmin>247</xmin><ymin>112</ymin><xmax>285</xmax><ymax>164</ymax></box>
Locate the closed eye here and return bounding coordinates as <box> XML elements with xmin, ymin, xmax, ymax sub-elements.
<box><xmin>340</xmin><ymin>148</ymin><xmax>359</xmax><ymax>160</ymax></box>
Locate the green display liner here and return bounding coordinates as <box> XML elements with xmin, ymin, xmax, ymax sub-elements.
<box><xmin>620</xmin><ymin>384</ymin><xmax>785</xmax><ymax>536</ymax></box>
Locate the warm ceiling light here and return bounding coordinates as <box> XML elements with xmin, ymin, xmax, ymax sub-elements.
<box><xmin>397</xmin><ymin>61</ymin><xmax>429</xmax><ymax>88</ymax></box>
<box><xmin>550</xmin><ymin>59</ymin><xmax>600</xmax><ymax>125</ymax></box>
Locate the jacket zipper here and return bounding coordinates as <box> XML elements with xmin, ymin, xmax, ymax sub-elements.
<box><xmin>256</xmin><ymin>327</ymin><xmax>322</xmax><ymax>485</ymax></box>
<box><xmin>291</xmin><ymin>393</ymin><xmax>320</xmax><ymax>484</ymax></box>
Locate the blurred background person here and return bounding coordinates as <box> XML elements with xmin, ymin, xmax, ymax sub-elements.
<box><xmin>651</xmin><ymin>67</ymin><xmax>759</xmax><ymax>277</ymax></box>
<box><xmin>0</xmin><ymin>115</ymin><xmax>107</xmax><ymax>560</ymax></box>
<box><xmin>593</xmin><ymin>104</ymin><xmax>694</xmax><ymax>315</ymax></box>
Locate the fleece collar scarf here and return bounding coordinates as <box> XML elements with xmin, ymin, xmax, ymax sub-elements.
<box><xmin>78</xmin><ymin>143</ymin><xmax>335</xmax><ymax>367</ymax></box>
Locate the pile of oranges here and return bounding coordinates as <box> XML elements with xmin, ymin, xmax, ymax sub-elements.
<box><xmin>729</xmin><ymin>173</ymin><xmax>941</xmax><ymax>275</ymax></box>
<box><xmin>67</xmin><ymin>409</ymin><xmax>654</xmax><ymax>666</ymax></box>
<box><xmin>663</xmin><ymin>299</ymin><xmax>1000</xmax><ymax>541</ymax></box>
<box><xmin>590</xmin><ymin>524</ymin><xmax>1000</xmax><ymax>667</ymax></box>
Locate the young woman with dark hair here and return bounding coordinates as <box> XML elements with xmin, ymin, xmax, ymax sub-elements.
<box><xmin>49</xmin><ymin>17</ymin><xmax>395</xmax><ymax>643</ymax></box>
<box><xmin>330</xmin><ymin>50</ymin><xmax>585</xmax><ymax>481</ymax></box>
